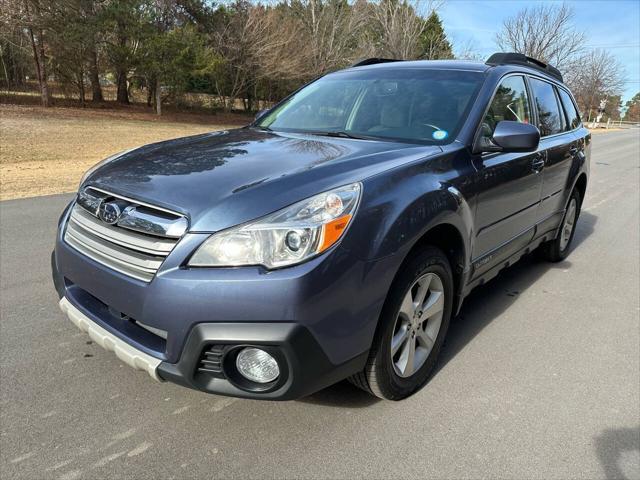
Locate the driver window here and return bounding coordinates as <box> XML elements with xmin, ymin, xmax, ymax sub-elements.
<box><xmin>481</xmin><ymin>76</ymin><xmax>531</xmax><ymax>140</ymax></box>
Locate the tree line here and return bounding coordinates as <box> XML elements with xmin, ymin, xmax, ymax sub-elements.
<box><xmin>0</xmin><ymin>0</ymin><xmax>453</xmax><ymax>114</ymax></box>
<box><xmin>1</xmin><ymin>0</ymin><xmax>637</xmax><ymax>121</ymax></box>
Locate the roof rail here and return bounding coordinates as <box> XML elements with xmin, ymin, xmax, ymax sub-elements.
<box><xmin>485</xmin><ymin>52</ymin><xmax>563</xmax><ymax>82</ymax></box>
<box><xmin>351</xmin><ymin>58</ymin><xmax>401</xmax><ymax>68</ymax></box>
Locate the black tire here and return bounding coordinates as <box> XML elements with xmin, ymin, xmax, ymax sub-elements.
<box><xmin>540</xmin><ymin>188</ymin><xmax>582</xmax><ymax>262</ymax></box>
<box><xmin>349</xmin><ymin>246</ymin><xmax>453</xmax><ymax>400</ymax></box>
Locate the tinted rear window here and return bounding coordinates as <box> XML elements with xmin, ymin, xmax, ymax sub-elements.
<box><xmin>529</xmin><ymin>78</ymin><xmax>564</xmax><ymax>137</ymax></box>
<box><xmin>558</xmin><ymin>88</ymin><xmax>581</xmax><ymax>130</ymax></box>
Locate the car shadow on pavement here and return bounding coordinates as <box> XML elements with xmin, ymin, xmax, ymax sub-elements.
<box><xmin>594</xmin><ymin>426</ymin><xmax>640</xmax><ymax>479</ymax></box>
<box><xmin>298</xmin><ymin>378</ymin><xmax>381</xmax><ymax>407</ymax></box>
<box><xmin>302</xmin><ymin>211</ymin><xmax>597</xmax><ymax>407</ymax></box>
<box><xmin>434</xmin><ymin>210</ymin><xmax>597</xmax><ymax>375</ymax></box>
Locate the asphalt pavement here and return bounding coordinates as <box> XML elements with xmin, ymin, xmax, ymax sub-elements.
<box><xmin>1</xmin><ymin>129</ymin><xmax>639</xmax><ymax>479</ymax></box>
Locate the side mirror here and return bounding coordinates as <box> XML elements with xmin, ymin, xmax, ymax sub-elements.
<box><xmin>476</xmin><ymin>120</ymin><xmax>540</xmax><ymax>153</ymax></box>
<box><xmin>254</xmin><ymin>109</ymin><xmax>269</xmax><ymax>122</ymax></box>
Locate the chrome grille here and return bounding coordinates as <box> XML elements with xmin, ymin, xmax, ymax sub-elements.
<box><xmin>64</xmin><ymin>188</ymin><xmax>187</xmax><ymax>282</ymax></box>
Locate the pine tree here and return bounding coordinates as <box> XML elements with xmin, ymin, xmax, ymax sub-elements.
<box><xmin>418</xmin><ymin>12</ymin><xmax>453</xmax><ymax>60</ymax></box>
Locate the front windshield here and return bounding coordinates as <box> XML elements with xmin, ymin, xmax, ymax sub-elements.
<box><xmin>257</xmin><ymin>68</ymin><xmax>484</xmax><ymax>144</ymax></box>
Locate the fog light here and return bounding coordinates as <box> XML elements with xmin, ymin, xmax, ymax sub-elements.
<box><xmin>236</xmin><ymin>348</ymin><xmax>279</xmax><ymax>383</ymax></box>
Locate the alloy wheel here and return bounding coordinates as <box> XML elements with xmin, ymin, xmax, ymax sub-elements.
<box><xmin>560</xmin><ymin>198</ymin><xmax>577</xmax><ymax>251</ymax></box>
<box><xmin>390</xmin><ymin>272</ymin><xmax>445</xmax><ymax>378</ymax></box>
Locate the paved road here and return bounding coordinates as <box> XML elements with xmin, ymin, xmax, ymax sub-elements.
<box><xmin>1</xmin><ymin>130</ymin><xmax>639</xmax><ymax>480</ymax></box>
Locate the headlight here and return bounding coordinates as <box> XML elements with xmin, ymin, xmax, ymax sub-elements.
<box><xmin>188</xmin><ymin>183</ymin><xmax>361</xmax><ymax>269</ymax></box>
<box><xmin>79</xmin><ymin>148</ymin><xmax>135</xmax><ymax>188</ymax></box>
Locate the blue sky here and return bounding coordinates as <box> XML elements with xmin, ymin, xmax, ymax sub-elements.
<box><xmin>439</xmin><ymin>0</ymin><xmax>640</xmax><ymax>103</ymax></box>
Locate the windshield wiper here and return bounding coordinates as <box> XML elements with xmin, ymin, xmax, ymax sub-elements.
<box><xmin>308</xmin><ymin>130</ymin><xmax>367</xmax><ymax>140</ymax></box>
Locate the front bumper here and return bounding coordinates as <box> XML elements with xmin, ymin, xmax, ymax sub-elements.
<box><xmin>59</xmin><ymin>297</ymin><xmax>162</xmax><ymax>381</ymax></box>
<box><xmin>58</xmin><ymin>292</ymin><xmax>367</xmax><ymax>399</ymax></box>
<box><xmin>157</xmin><ymin>322</ymin><xmax>368</xmax><ymax>400</ymax></box>
<box><xmin>52</xmin><ymin>201</ymin><xmax>396</xmax><ymax>399</ymax></box>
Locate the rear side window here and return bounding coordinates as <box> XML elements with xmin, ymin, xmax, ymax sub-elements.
<box><xmin>481</xmin><ymin>75</ymin><xmax>531</xmax><ymax>140</ymax></box>
<box><xmin>558</xmin><ymin>88</ymin><xmax>581</xmax><ymax>130</ymax></box>
<box><xmin>529</xmin><ymin>78</ymin><xmax>564</xmax><ymax>137</ymax></box>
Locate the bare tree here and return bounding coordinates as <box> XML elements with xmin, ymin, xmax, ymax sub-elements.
<box><xmin>564</xmin><ymin>49</ymin><xmax>626</xmax><ymax>121</ymax></box>
<box><xmin>212</xmin><ymin>1</ymin><xmax>262</xmax><ymax>110</ymax></box>
<box><xmin>495</xmin><ymin>2</ymin><xmax>585</xmax><ymax>70</ymax></box>
<box><xmin>453</xmin><ymin>39</ymin><xmax>482</xmax><ymax>61</ymax></box>
<box><xmin>238</xmin><ymin>4</ymin><xmax>299</xmax><ymax>109</ymax></box>
<box><xmin>251</xmin><ymin>7</ymin><xmax>306</xmax><ymax>82</ymax></box>
<box><xmin>215</xmin><ymin>0</ymin><xmax>370</xmax><ymax>110</ymax></box>
<box><xmin>289</xmin><ymin>0</ymin><xmax>369</xmax><ymax>76</ymax></box>
<box><xmin>369</xmin><ymin>0</ymin><xmax>440</xmax><ymax>60</ymax></box>
<box><xmin>212</xmin><ymin>1</ymin><xmax>295</xmax><ymax>111</ymax></box>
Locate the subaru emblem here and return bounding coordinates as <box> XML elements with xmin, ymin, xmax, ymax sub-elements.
<box><xmin>98</xmin><ymin>201</ymin><xmax>122</xmax><ymax>224</ymax></box>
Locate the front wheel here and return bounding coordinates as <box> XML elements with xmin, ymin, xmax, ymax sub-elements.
<box><xmin>540</xmin><ymin>189</ymin><xmax>581</xmax><ymax>262</ymax></box>
<box><xmin>349</xmin><ymin>247</ymin><xmax>453</xmax><ymax>400</ymax></box>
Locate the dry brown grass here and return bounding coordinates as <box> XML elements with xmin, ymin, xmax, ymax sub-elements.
<box><xmin>0</xmin><ymin>104</ymin><xmax>251</xmax><ymax>201</ymax></box>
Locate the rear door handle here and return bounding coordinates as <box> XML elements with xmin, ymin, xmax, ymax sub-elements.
<box><xmin>569</xmin><ymin>145</ymin><xmax>579</xmax><ymax>156</ymax></box>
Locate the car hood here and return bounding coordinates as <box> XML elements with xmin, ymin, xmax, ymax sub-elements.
<box><xmin>86</xmin><ymin>128</ymin><xmax>440</xmax><ymax>232</ymax></box>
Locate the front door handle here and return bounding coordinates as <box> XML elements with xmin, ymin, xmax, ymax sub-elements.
<box><xmin>531</xmin><ymin>154</ymin><xmax>546</xmax><ymax>173</ymax></box>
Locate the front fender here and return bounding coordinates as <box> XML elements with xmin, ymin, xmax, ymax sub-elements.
<box><xmin>343</xmin><ymin>160</ymin><xmax>473</xmax><ymax>269</ymax></box>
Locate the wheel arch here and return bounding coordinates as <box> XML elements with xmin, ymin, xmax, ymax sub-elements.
<box><xmin>368</xmin><ymin>184</ymin><xmax>473</xmax><ymax>320</ymax></box>
<box><xmin>573</xmin><ymin>172</ymin><xmax>588</xmax><ymax>206</ymax></box>
<box><xmin>399</xmin><ymin>222</ymin><xmax>467</xmax><ymax>316</ymax></box>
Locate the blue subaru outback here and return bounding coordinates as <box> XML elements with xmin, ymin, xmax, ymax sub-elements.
<box><xmin>52</xmin><ymin>53</ymin><xmax>590</xmax><ymax>400</ymax></box>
